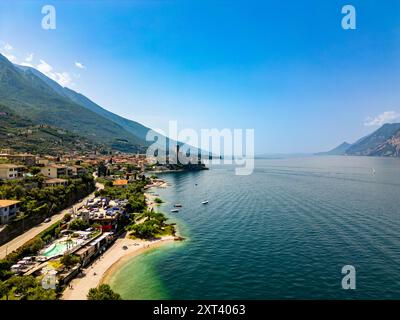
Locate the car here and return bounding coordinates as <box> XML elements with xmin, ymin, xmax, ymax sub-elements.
<box><xmin>44</xmin><ymin>218</ymin><xmax>51</xmax><ymax>223</ymax></box>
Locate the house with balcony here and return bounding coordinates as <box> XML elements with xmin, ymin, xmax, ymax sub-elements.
<box><xmin>68</xmin><ymin>165</ymin><xmax>87</xmax><ymax>177</ymax></box>
<box><xmin>44</xmin><ymin>178</ymin><xmax>68</xmax><ymax>187</ymax></box>
<box><xmin>0</xmin><ymin>200</ymin><xmax>21</xmax><ymax>224</ymax></box>
<box><xmin>0</xmin><ymin>164</ymin><xmax>25</xmax><ymax>180</ymax></box>
<box><xmin>40</xmin><ymin>165</ymin><xmax>68</xmax><ymax>179</ymax></box>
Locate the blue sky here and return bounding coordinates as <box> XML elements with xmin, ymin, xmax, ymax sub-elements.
<box><xmin>1</xmin><ymin>0</ymin><xmax>399</xmax><ymax>153</ymax></box>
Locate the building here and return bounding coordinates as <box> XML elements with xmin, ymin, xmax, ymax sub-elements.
<box><xmin>0</xmin><ymin>200</ymin><xmax>20</xmax><ymax>224</ymax></box>
<box><xmin>75</xmin><ymin>232</ymin><xmax>114</xmax><ymax>267</ymax></box>
<box><xmin>68</xmin><ymin>165</ymin><xmax>87</xmax><ymax>177</ymax></box>
<box><xmin>44</xmin><ymin>178</ymin><xmax>68</xmax><ymax>187</ymax></box>
<box><xmin>113</xmin><ymin>179</ymin><xmax>128</xmax><ymax>187</ymax></box>
<box><xmin>0</xmin><ymin>164</ymin><xmax>25</xmax><ymax>180</ymax></box>
<box><xmin>4</xmin><ymin>153</ymin><xmax>36</xmax><ymax>166</ymax></box>
<box><xmin>40</xmin><ymin>165</ymin><xmax>68</xmax><ymax>178</ymax></box>
<box><xmin>37</xmin><ymin>159</ymin><xmax>50</xmax><ymax>166</ymax></box>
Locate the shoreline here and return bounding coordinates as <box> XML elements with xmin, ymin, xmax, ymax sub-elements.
<box><xmin>100</xmin><ymin>235</ymin><xmax>175</xmax><ymax>285</ymax></box>
<box><xmin>62</xmin><ymin>182</ymin><xmax>180</xmax><ymax>300</ymax></box>
<box><xmin>61</xmin><ymin>233</ymin><xmax>175</xmax><ymax>300</ymax></box>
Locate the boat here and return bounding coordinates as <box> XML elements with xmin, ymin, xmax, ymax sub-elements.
<box><xmin>201</xmin><ymin>200</ymin><xmax>209</xmax><ymax>205</ymax></box>
<box><xmin>171</xmin><ymin>209</ymin><xmax>179</xmax><ymax>213</ymax></box>
<box><xmin>174</xmin><ymin>204</ymin><xmax>183</xmax><ymax>208</ymax></box>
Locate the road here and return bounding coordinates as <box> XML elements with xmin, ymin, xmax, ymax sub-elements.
<box><xmin>0</xmin><ymin>179</ymin><xmax>104</xmax><ymax>259</ymax></box>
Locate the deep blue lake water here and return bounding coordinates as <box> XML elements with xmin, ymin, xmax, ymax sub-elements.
<box><xmin>108</xmin><ymin>156</ymin><xmax>400</xmax><ymax>299</ymax></box>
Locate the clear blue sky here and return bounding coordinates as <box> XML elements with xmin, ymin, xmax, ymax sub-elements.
<box><xmin>1</xmin><ymin>0</ymin><xmax>399</xmax><ymax>153</ymax></box>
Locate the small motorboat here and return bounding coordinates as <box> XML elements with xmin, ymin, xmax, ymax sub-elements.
<box><xmin>171</xmin><ymin>209</ymin><xmax>179</xmax><ymax>213</ymax></box>
<box><xmin>174</xmin><ymin>204</ymin><xmax>183</xmax><ymax>208</ymax></box>
<box><xmin>201</xmin><ymin>200</ymin><xmax>209</xmax><ymax>205</ymax></box>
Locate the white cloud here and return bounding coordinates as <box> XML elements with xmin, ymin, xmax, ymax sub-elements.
<box><xmin>37</xmin><ymin>59</ymin><xmax>54</xmax><ymax>74</ymax></box>
<box><xmin>0</xmin><ymin>42</ymin><xmax>76</xmax><ymax>88</ymax></box>
<box><xmin>55</xmin><ymin>72</ymin><xmax>72</xmax><ymax>87</ymax></box>
<box><xmin>25</xmin><ymin>53</ymin><xmax>34</xmax><ymax>62</ymax></box>
<box><xmin>20</xmin><ymin>62</ymin><xmax>34</xmax><ymax>67</ymax></box>
<box><xmin>37</xmin><ymin>59</ymin><xmax>73</xmax><ymax>87</ymax></box>
<box><xmin>2</xmin><ymin>53</ymin><xmax>16</xmax><ymax>62</ymax></box>
<box><xmin>0</xmin><ymin>42</ymin><xmax>16</xmax><ymax>62</ymax></box>
<box><xmin>3</xmin><ymin>43</ymin><xmax>13</xmax><ymax>51</ymax></box>
<box><xmin>364</xmin><ymin>111</ymin><xmax>400</xmax><ymax>127</ymax></box>
<box><xmin>75</xmin><ymin>62</ymin><xmax>85</xmax><ymax>69</ymax></box>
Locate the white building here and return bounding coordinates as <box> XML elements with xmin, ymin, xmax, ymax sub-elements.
<box><xmin>0</xmin><ymin>164</ymin><xmax>25</xmax><ymax>180</ymax></box>
<box><xmin>0</xmin><ymin>200</ymin><xmax>21</xmax><ymax>224</ymax></box>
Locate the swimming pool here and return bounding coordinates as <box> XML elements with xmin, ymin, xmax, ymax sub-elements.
<box><xmin>42</xmin><ymin>240</ymin><xmax>77</xmax><ymax>258</ymax></box>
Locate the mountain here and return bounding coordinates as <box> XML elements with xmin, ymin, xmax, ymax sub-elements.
<box><xmin>0</xmin><ymin>104</ymin><xmax>100</xmax><ymax>155</ymax></box>
<box><xmin>368</xmin><ymin>129</ymin><xmax>400</xmax><ymax>157</ymax></box>
<box><xmin>346</xmin><ymin>123</ymin><xmax>400</xmax><ymax>156</ymax></box>
<box><xmin>0</xmin><ymin>54</ymin><xmax>148</xmax><ymax>153</ymax></box>
<box><xmin>15</xmin><ymin>64</ymin><xmax>152</xmax><ymax>142</ymax></box>
<box><xmin>315</xmin><ymin>142</ymin><xmax>351</xmax><ymax>156</ymax></box>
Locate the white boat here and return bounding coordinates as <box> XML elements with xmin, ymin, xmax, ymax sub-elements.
<box><xmin>201</xmin><ymin>200</ymin><xmax>209</xmax><ymax>205</ymax></box>
<box><xmin>171</xmin><ymin>209</ymin><xmax>179</xmax><ymax>213</ymax></box>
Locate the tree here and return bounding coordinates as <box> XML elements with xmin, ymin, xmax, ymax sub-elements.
<box><xmin>87</xmin><ymin>284</ymin><xmax>122</xmax><ymax>300</ymax></box>
<box><xmin>26</xmin><ymin>286</ymin><xmax>57</xmax><ymax>300</ymax></box>
<box><xmin>69</xmin><ymin>218</ymin><xmax>89</xmax><ymax>231</ymax></box>
<box><xmin>0</xmin><ymin>281</ymin><xmax>9</xmax><ymax>300</ymax></box>
<box><xmin>60</xmin><ymin>253</ymin><xmax>80</xmax><ymax>269</ymax></box>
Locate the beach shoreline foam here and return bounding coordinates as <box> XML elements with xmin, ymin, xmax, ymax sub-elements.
<box><xmin>62</xmin><ymin>183</ymin><xmax>179</xmax><ymax>300</ymax></box>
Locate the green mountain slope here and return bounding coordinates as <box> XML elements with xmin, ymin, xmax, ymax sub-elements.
<box><xmin>15</xmin><ymin>64</ymin><xmax>152</xmax><ymax>143</ymax></box>
<box><xmin>0</xmin><ymin>104</ymin><xmax>100</xmax><ymax>155</ymax></box>
<box><xmin>0</xmin><ymin>54</ymin><xmax>147</xmax><ymax>153</ymax></box>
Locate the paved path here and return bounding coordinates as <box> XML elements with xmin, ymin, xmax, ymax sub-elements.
<box><xmin>0</xmin><ymin>179</ymin><xmax>104</xmax><ymax>259</ymax></box>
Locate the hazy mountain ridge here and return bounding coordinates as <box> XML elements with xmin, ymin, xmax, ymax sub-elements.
<box><xmin>0</xmin><ymin>54</ymin><xmax>149</xmax><ymax>153</ymax></box>
<box><xmin>315</xmin><ymin>142</ymin><xmax>351</xmax><ymax>156</ymax></box>
<box><xmin>319</xmin><ymin>123</ymin><xmax>400</xmax><ymax>157</ymax></box>
<box><xmin>15</xmin><ymin>64</ymin><xmax>152</xmax><ymax>142</ymax></box>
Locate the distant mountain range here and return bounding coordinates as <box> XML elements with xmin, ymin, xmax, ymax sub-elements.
<box><xmin>317</xmin><ymin>123</ymin><xmax>400</xmax><ymax>157</ymax></box>
<box><xmin>2</xmin><ymin>53</ymin><xmax>400</xmax><ymax>159</ymax></box>
<box><xmin>0</xmin><ymin>53</ymin><xmax>152</xmax><ymax>153</ymax></box>
<box><xmin>315</xmin><ymin>142</ymin><xmax>352</xmax><ymax>156</ymax></box>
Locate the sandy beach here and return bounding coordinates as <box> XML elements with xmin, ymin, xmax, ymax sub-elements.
<box><xmin>62</xmin><ymin>188</ymin><xmax>176</xmax><ymax>300</ymax></box>
<box><xmin>61</xmin><ymin>233</ymin><xmax>175</xmax><ymax>300</ymax></box>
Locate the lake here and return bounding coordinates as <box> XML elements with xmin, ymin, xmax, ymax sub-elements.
<box><xmin>108</xmin><ymin>156</ymin><xmax>400</xmax><ymax>299</ymax></box>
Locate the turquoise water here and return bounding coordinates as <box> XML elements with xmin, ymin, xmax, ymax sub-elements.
<box><xmin>43</xmin><ymin>240</ymin><xmax>76</xmax><ymax>258</ymax></box>
<box><xmin>109</xmin><ymin>156</ymin><xmax>400</xmax><ymax>299</ymax></box>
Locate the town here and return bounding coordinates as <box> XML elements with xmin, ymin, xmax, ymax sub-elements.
<box><xmin>0</xmin><ymin>148</ymin><xmax>189</xmax><ymax>300</ymax></box>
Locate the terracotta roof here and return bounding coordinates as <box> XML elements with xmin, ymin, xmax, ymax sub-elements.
<box><xmin>0</xmin><ymin>200</ymin><xmax>21</xmax><ymax>208</ymax></box>
<box><xmin>44</xmin><ymin>178</ymin><xmax>68</xmax><ymax>184</ymax></box>
<box><xmin>0</xmin><ymin>164</ymin><xmax>25</xmax><ymax>169</ymax></box>
<box><xmin>113</xmin><ymin>179</ymin><xmax>128</xmax><ymax>186</ymax></box>
<box><xmin>44</xmin><ymin>164</ymin><xmax>67</xmax><ymax>169</ymax></box>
